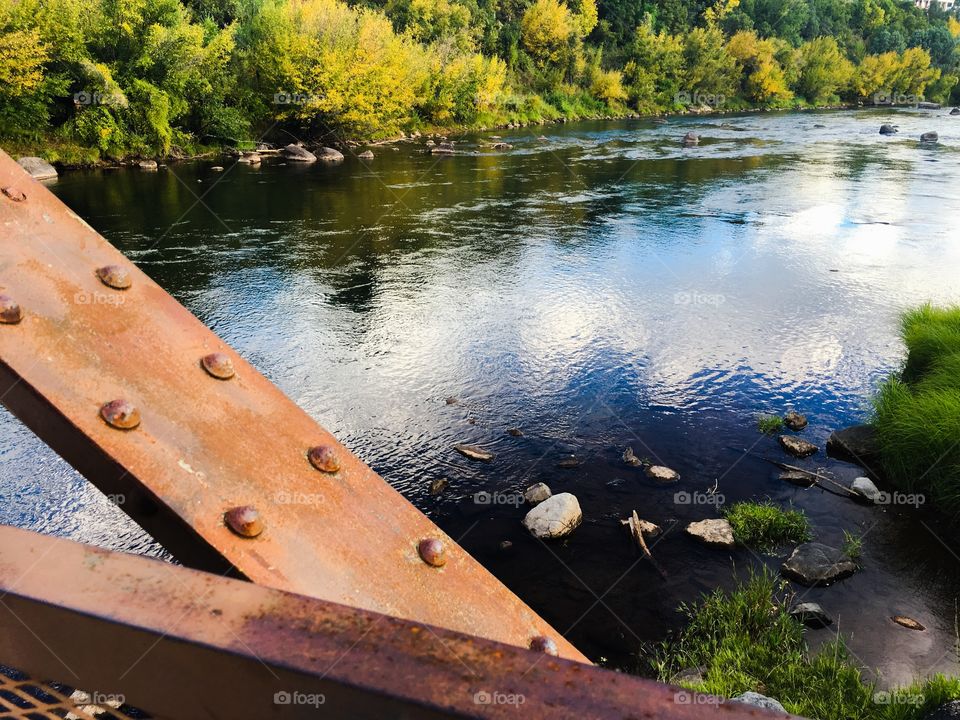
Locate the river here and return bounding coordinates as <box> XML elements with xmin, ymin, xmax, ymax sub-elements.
<box><xmin>2</xmin><ymin>108</ymin><xmax>959</xmax><ymax>686</ymax></box>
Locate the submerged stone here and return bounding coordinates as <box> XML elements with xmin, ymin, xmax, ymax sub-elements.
<box><xmin>779</xmin><ymin>435</ymin><xmax>818</xmax><ymax>458</ymax></box>
<box><xmin>790</xmin><ymin>602</ymin><xmax>833</xmax><ymax>628</ymax></box>
<box><xmin>453</xmin><ymin>444</ymin><xmax>494</xmax><ymax>462</ymax></box>
<box><xmin>781</xmin><ymin>543</ymin><xmax>857</xmax><ymax>586</ymax></box>
<box><xmin>780</xmin><ymin>470</ymin><xmax>816</xmax><ymax>487</ymax></box>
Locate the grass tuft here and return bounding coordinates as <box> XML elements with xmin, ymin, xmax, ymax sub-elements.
<box><xmin>842</xmin><ymin>530</ymin><xmax>863</xmax><ymax>559</ymax></box>
<box><xmin>757</xmin><ymin>414</ymin><xmax>785</xmax><ymax>434</ymax></box>
<box><xmin>723</xmin><ymin>501</ymin><xmax>811</xmax><ymax>551</ymax></box>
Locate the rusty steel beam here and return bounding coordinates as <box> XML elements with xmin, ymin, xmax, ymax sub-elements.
<box><xmin>0</xmin><ymin>149</ymin><xmax>584</xmax><ymax>660</ymax></box>
<box><xmin>0</xmin><ymin>525</ymin><xmax>797</xmax><ymax>719</ymax></box>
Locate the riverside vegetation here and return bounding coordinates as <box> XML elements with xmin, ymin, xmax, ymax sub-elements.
<box><xmin>3</xmin><ymin>0</ymin><xmax>960</xmax><ymax>161</ymax></box>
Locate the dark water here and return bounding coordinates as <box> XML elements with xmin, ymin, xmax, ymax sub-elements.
<box><xmin>3</xmin><ymin>108</ymin><xmax>960</xmax><ymax>686</ymax></box>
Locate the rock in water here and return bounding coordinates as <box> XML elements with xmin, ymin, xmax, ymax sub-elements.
<box><xmin>138</xmin><ymin>159</ymin><xmax>158</xmax><ymax>171</ymax></box>
<box><xmin>645</xmin><ymin>465</ymin><xmax>680</xmax><ymax>483</ymax></box>
<box><xmin>790</xmin><ymin>602</ymin><xmax>833</xmax><ymax>628</ymax></box>
<box><xmin>429</xmin><ymin>478</ymin><xmax>449</xmax><ymax>495</ymax></box>
<box><xmin>920</xmin><ymin>131</ymin><xmax>939</xmax><ymax>143</ymax></box>
<box><xmin>357</xmin><ymin>150</ymin><xmax>374</xmax><ymax>159</ymax></box>
<box><xmin>621</xmin><ymin>516</ymin><xmax>661</xmax><ymax>537</ymax></box>
<box><xmin>523</xmin><ymin>493</ymin><xmax>582</xmax><ymax>539</ymax></box>
<box><xmin>685</xmin><ymin>519</ymin><xmax>735</xmax><ymax>548</ymax></box>
<box><xmin>507</xmin><ymin>427</ymin><xmax>524</xmax><ymax>437</ymax></box>
<box><xmin>923</xmin><ymin>701</ymin><xmax>960</xmax><ymax>720</ymax></box>
<box><xmin>623</xmin><ymin>447</ymin><xmax>643</xmax><ymax>467</ymax></box>
<box><xmin>781</xmin><ymin>470</ymin><xmax>816</xmax><ymax>487</ymax></box>
<box><xmin>879</xmin><ymin>124</ymin><xmax>898</xmax><ymax>135</ymax></box>
<box><xmin>681</xmin><ymin>131</ymin><xmax>699</xmax><ymax>146</ymax></box>
<box><xmin>523</xmin><ymin>482</ymin><xmax>552</xmax><ymax>505</ymax></box>
<box><xmin>851</xmin><ymin>476</ymin><xmax>883</xmax><ymax>503</ymax></box>
<box><xmin>557</xmin><ymin>456</ymin><xmax>582</xmax><ymax>469</ymax></box>
<box><xmin>727</xmin><ymin>692</ymin><xmax>787</xmax><ymax>713</ymax></box>
<box><xmin>779</xmin><ymin>435</ymin><xmax>818</xmax><ymax>458</ymax></box>
<box><xmin>16</xmin><ymin>157</ymin><xmax>57</xmax><ymax>180</ymax></box>
<box><xmin>781</xmin><ymin>543</ymin><xmax>857</xmax><ymax>586</ymax></box>
<box><xmin>281</xmin><ymin>144</ymin><xmax>318</xmax><ymax>162</ymax></box>
<box><xmin>238</xmin><ymin>152</ymin><xmax>261</xmax><ymax>164</ymax></box>
<box><xmin>317</xmin><ymin>147</ymin><xmax>345</xmax><ymax>162</ymax></box>
<box><xmin>892</xmin><ymin>615</ymin><xmax>926</xmax><ymax>631</ymax></box>
<box><xmin>453</xmin><ymin>444</ymin><xmax>494</xmax><ymax>462</ymax></box>
<box><xmin>783</xmin><ymin>410</ymin><xmax>808</xmax><ymax>431</ymax></box>
<box><xmin>827</xmin><ymin>425</ymin><xmax>880</xmax><ymax>466</ymax></box>
<box><xmin>951</xmin><ymin>107</ymin><xmax>960</xmax><ymax>116</ymax></box>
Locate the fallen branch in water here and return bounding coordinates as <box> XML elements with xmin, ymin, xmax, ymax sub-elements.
<box><xmin>623</xmin><ymin>510</ymin><xmax>668</xmax><ymax>578</ymax></box>
<box><xmin>726</xmin><ymin>446</ymin><xmax>858</xmax><ymax>498</ymax></box>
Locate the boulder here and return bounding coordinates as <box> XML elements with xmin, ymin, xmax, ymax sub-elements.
<box><xmin>779</xmin><ymin>435</ymin><xmax>818</xmax><ymax>458</ymax></box>
<box><xmin>879</xmin><ymin>124</ymin><xmax>898</xmax><ymax>135</ymax></box>
<box><xmin>851</xmin><ymin>476</ymin><xmax>883</xmax><ymax>503</ymax></box>
<box><xmin>453</xmin><ymin>444</ymin><xmax>494</xmax><ymax>462</ymax></box>
<box><xmin>357</xmin><ymin>150</ymin><xmax>374</xmax><ymax>159</ymax></box>
<box><xmin>431</xmin><ymin>141</ymin><xmax>455</xmax><ymax>155</ymax></box>
<box><xmin>281</xmin><ymin>144</ymin><xmax>317</xmax><ymax>162</ymax></box>
<box><xmin>645</xmin><ymin>465</ymin><xmax>679</xmax><ymax>483</ymax></box>
<box><xmin>918</xmin><ymin>101</ymin><xmax>941</xmax><ymax>109</ymax></box>
<box><xmin>138</xmin><ymin>159</ymin><xmax>158</xmax><ymax>171</ymax></box>
<box><xmin>523</xmin><ymin>482</ymin><xmax>552</xmax><ymax>505</ymax></box>
<box><xmin>316</xmin><ymin>147</ymin><xmax>345</xmax><ymax>162</ymax></box>
<box><xmin>522</xmin><ymin>493</ymin><xmax>582</xmax><ymax>539</ymax></box>
<box><xmin>783</xmin><ymin>411</ymin><xmax>808</xmax><ymax>431</ymax></box>
<box><xmin>923</xmin><ymin>701</ymin><xmax>960</xmax><ymax>720</ymax></box>
<box><xmin>781</xmin><ymin>543</ymin><xmax>857</xmax><ymax>586</ymax></box>
<box><xmin>920</xmin><ymin>131</ymin><xmax>939</xmax><ymax>143</ymax></box>
<box><xmin>827</xmin><ymin>425</ymin><xmax>880</xmax><ymax>467</ymax></box>
<box><xmin>685</xmin><ymin>519</ymin><xmax>735</xmax><ymax>548</ymax></box>
<box><xmin>790</xmin><ymin>602</ymin><xmax>833</xmax><ymax>628</ymax></box>
<box><xmin>491</xmin><ymin>142</ymin><xmax>513</xmax><ymax>149</ymax></box>
<box><xmin>238</xmin><ymin>152</ymin><xmax>261</xmax><ymax>164</ymax></box>
<box><xmin>681</xmin><ymin>131</ymin><xmax>699</xmax><ymax>146</ymax></box>
<box><xmin>670</xmin><ymin>666</ymin><xmax>706</xmax><ymax>685</ymax></box>
<box><xmin>781</xmin><ymin>470</ymin><xmax>816</xmax><ymax>487</ymax></box>
<box><xmin>727</xmin><ymin>692</ymin><xmax>786</xmax><ymax>713</ymax></box>
<box><xmin>16</xmin><ymin>157</ymin><xmax>57</xmax><ymax>180</ymax></box>
<box><xmin>951</xmin><ymin>107</ymin><xmax>960</xmax><ymax>116</ymax></box>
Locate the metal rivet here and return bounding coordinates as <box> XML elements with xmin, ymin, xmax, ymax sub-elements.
<box><xmin>308</xmin><ymin>445</ymin><xmax>340</xmax><ymax>473</ymax></box>
<box><xmin>418</xmin><ymin>538</ymin><xmax>446</xmax><ymax>567</ymax></box>
<box><xmin>100</xmin><ymin>399</ymin><xmax>140</xmax><ymax>430</ymax></box>
<box><xmin>529</xmin><ymin>636</ymin><xmax>559</xmax><ymax>656</ymax></box>
<box><xmin>96</xmin><ymin>265</ymin><xmax>132</xmax><ymax>290</ymax></box>
<box><xmin>225</xmin><ymin>506</ymin><xmax>264</xmax><ymax>538</ymax></box>
<box><xmin>201</xmin><ymin>352</ymin><xmax>235</xmax><ymax>380</ymax></box>
<box><xmin>2</xmin><ymin>187</ymin><xmax>26</xmax><ymax>202</ymax></box>
<box><xmin>0</xmin><ymin>295</ymin><xmax>23</xmax><ymax>324</ymax></box>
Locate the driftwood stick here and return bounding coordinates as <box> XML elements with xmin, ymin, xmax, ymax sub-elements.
<box><xmin>727</xmin><ymin>447</ymin><xmax>858</xmax><ymax>497</ymax></box>
<box><xmin>626</xmin><ymin>511</ymin><xmax>668</xmax><ymax>579</ymax></box>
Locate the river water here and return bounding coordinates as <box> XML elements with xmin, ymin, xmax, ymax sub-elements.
<box><xmin>2</xmin><ymin>108</ymin><xmax>959</xmax><ymax>686</ymax></box>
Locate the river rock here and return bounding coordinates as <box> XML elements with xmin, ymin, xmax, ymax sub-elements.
<box><xmin>781</xmin><ymin>543</ymin><xmax>857</xmax><ymax>586</ymax></box>
<box><xmin>923</xmin><ymin>700</ymin><xmax>960</xmax><ymax>719</ymax></box>
<box><xmin>138</xmin><ymin>159</ymin><xmax>158</xmax><ymax>170</ymax></box>
<box><xmin>429</xmin><ymin>477</ymin><xmax>448</xmax><ymax>495</ymax></box>
<box><xmin>681</xmin><ymin>131</ymin><xmax>699</xmax><ymax>146</ymax></box>
<box><xmin>827</xmin><ymin>425</ymin><xmax>880</xmax><ymax>467</ymax></box>
<box><xmin>491</xmin><ymin>142</ymin><xmax>512</xmax><ymax>149</ymax></box>
<box><xmin>645</xmin><ymin>465</ymin><xmax>679</xmax><ymax>483</ymax></box>
<box><xmin>238</xmin><ymin>152</ymin><xmax>261</xmax><ymax>164</ymax></box>
<box><xmin>357</xmin><ymin>150</ymin><xmax>374</xmax><ymax>159</ymax></box>
<box><xmin>920</xmin><ymin>131</ymin><xmax>939</xmax><ymax>143</ymax></box>
<box><xmin>790</xmin><ymin>602</ymin><xmax>833</xmax><ymax>628</ymax></box>
<box><xmin>211</xmin><ymin>165</ymin><xmax>224</xmax><ymax>172</ymax></box>
<box><xmin>623</xmin><ymin>447</ymin><xmax>643</xmax><ymax>467</ymax></box>
<box><xmin>524</xmin><ymin>482</ymin><xmax>552</xmax><ymax>505</ymax></box>
<box><xmin>317</xmin><ymin>147</ymin><xmax>344</xmax><ymax>162</ymax></box>
<box><xmin>522</xmin><ymin>492</ymin><xmax>582</xmax><ymax>539</ymax></box>
<box><xmin>779</xmin><ymin>435</ymin><xmax>818</xmax><ymax>458</ymax></box>
<box><xmin>670</xmin><ymin>666</ymin><xmax>706</xmax><ymax>685</ymax></box>
<box><xmin>453</xmin><ymin>444</ymin><xmax>494</xmax><ymax>462</ymax></box>
<box><xmin>685</xmin><ymin>519</ymin><xmax>735</xmax><ymax>548</ymax></box>
<box><xmin>17</xmin><ymin>156</ymin><xmax>57</xmax><ymax>180</ymax></box>
<box><xmin>557</xmin><ymin>456</ymin><xmax>582</xmax><ymax>469</ymax></box>
<box><xmin>879</xmin><ymin>124</ymin><xmax>898</xmax><ymax>135</ymax></box>
<box><xmin>507</xmin><ymin>427</ymin><xmax>523</xmax><ymax>437</ymax></box>
<box><xmin>784</xmin><ymin>411</ymin><xmax>808</xmax><ymax>431</ymax></box>
<box><xmin>892</xmin><ymin>615</ymin><xmax>925</xmax><ymax>631</ymax></box>
<box><xmin>281</xmin><ymin>144</ymin><xmax>317</xmax><ymax>162</ymax></box>
<box><xmin>727</xmin><ymin>692</ymin><xmax>786</xmax><ymax>713</ymax></box>
<box><xmin>781</xmin><ymin>470</ymin><xmax>816</xmax><ymax>487</ymax></box>
<box><xmin>951</xmin><ymin>107</ymin><xmax>960</xmax><ymax>116</ymax></box>
<box><xmin>851</xmin><ymin>476</ymin><xmax>883</xmax><ymax>503</ymax></box>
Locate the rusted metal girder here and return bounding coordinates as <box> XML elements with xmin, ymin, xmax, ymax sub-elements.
<box><xmin>0</xmin><ymin>149</ymin><xmax>583</xmax><ymax>660</ymax></box>
<box><xmin>0</xmin><ymin>525</ymin><xmax>796</xmax><ymax>719</ymax></box>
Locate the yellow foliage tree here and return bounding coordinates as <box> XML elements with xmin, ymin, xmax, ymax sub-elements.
<box><xmin>726</xmin><ymin>30</ymin><xmax>792</xmax><ymax>105</ymax></box>
<box><xmin>520</xmin><ymin>0</ymin><xmax>574</xmax><ymax>66</ymax></box>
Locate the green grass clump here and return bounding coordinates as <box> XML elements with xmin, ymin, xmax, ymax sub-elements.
<box><xmin>757</xmin><ymin>414</ymin><xmax>784</xmax><ymax>434</ymax></box>
<box><xmin>653</xmin><ymin>571</ymin><xmax>960</xmax><ymax>720</ymax></box>
<box><xmin>872</xmin><ymin>305</ymin><xmax>960</xmax><ymax>521</ymax></box>
<box><xmin>842</xmin><ymin>530</ymin><xmax>863</xmax><ymax>559</ymax></box>
<box><xmin>724</xmin><ymin>501</ymin><xmax>811</xmax><ymax>551</ymax></box>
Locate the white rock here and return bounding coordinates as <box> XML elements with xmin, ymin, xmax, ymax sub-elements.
<box><xmin>523</xmin><ymin>482</ymin><xmax>552</xmax><ymax>505</ymax></box>
<box><xmin>645</xmin><ymin>465</ymin><xmax>679</xmax><ymax>483</ymax></box>
<box><xmin>523</xmin><ymin>493</ymin><xmax>582</xmax><ymax>539</ymax></box>
<box><xmin>685</xmin><ymin>519</ymin><xmax>735</xmax><ymax>548</ymax></box>
<box><xmin>727</xmin><ymin>692</ymin><xmax>786</xmax><ymax>713</ymax></box>
<box><xmin>852</xmin><ymin>476</ymin><xmax>882</xmax><ymax>503</ymax></box>
<box><xmin>17</xmin><ymin>156</ymin><xmax>57</xmax><ymax>180</ymax></box>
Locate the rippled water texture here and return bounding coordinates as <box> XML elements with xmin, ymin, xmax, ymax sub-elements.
<box><xmin>3</xmin><ymin>108</ymin><xmax>960</xmax><ymax>684</ymax></box>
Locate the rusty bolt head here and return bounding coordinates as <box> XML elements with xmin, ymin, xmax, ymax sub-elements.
<box><xmin>96</xmin><ymin>265</ymin><xmax>132</xmax><ymax>290</ymax></box>
<box><xmin>224</xmin><ymin>506</ymin><xmax>264</xmax><ymax>538</ymax></box>
<box><xmin>0</xmin><ymin>295</ymin><xmax>22</xmax><ymax>324</ymax></box>
<box><xmin>2</xmin><ymin>187</ymin><xmax>26</xmax><ymax>202</ymax></box>
<box><xmin>308</xmin><ymin>445</ymin><xmax>340</xmax><ymax>473</ymax></box>
<box><xmin>100</xmin><ymin>399</ymin><xmax>141</xmax><ymax>430</ymax></box>
<box><xmin>201</xmin><ymin>352</ymin><xmax>235</xmax><ymax>380</ymax></box>
<box><xmin>529</xmin><ymin>636</ymin><xmax>559</xmax><ymax>656</ymax></box>
<box><xmin>418</xmin><ymin>538</ymin><xmax>446</xmax><ymax>567</ymax></box>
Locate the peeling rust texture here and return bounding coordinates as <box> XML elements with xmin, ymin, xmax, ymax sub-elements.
<box><xmin>0</xmin><ymin>149</ymin><xmax>586</xmax><ymax>661</ymax></box>
<box><xmin>0</xmin><ymin>526</ymin><xmax>799</xmax><ymax>720</ymax></box>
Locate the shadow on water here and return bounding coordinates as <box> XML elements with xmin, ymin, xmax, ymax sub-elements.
<box><xmin>3</xmin><ymin>108</ymin><xmax>960</xmax><ymax>686</ymax></box>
